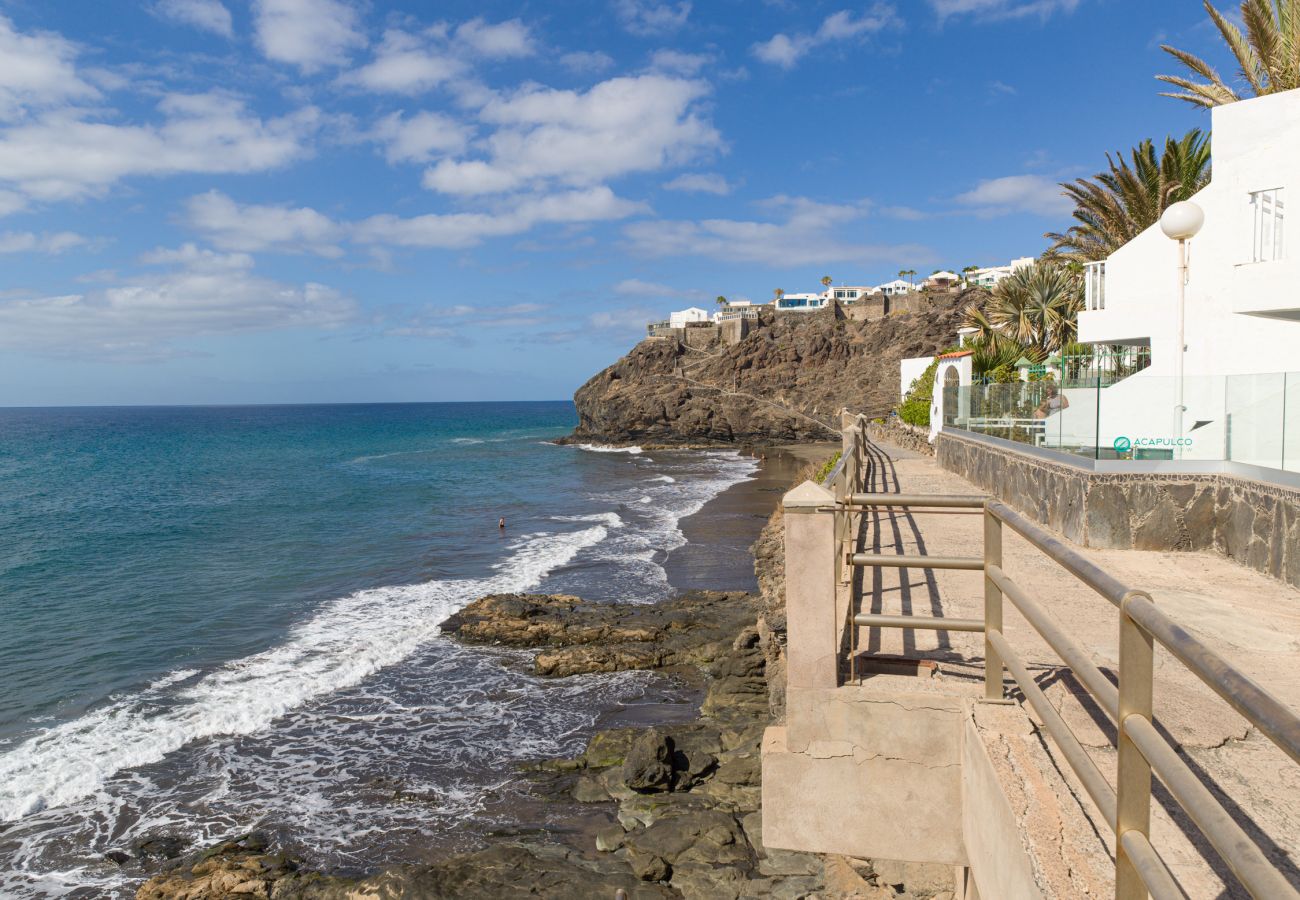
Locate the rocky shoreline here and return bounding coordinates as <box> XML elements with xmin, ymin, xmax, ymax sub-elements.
<box><xmin>134</xmin><ymin>470</ymin><xmax>951</xmax><ymax>900</ymax></box>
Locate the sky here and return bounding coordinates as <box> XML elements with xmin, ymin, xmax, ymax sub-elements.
<box><xmin>0</xmin><ymin>0</ymin><xmax>1239</xmax><ymax>405</ymax></box>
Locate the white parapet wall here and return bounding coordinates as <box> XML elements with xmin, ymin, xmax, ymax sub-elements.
<box><xmin>900</xmin><ymin>356</ymin><xmax>935</xmax><ymax>401</ymax></box>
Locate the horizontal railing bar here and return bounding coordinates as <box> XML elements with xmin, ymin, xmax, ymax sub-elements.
<box><xmin>848</xmin><ymin>493</ymin><xmax>986</xmax><ymax>508</ymax></box>
<box><xmin>1119</xmin><ymin>830</ymin><xmax>1186</xmax><ymax>900</ymax></box>
<box><xmin>1123</xmin><ymin>593</ymin><xmax>1300</xmax><ymax>766</ymax></box>
<box><xmin>987</xmin><ymin>629</ymin><xmax>1118</xmax><ymax>829</ymax></box>
<box><xmin>1123</xmin><ymin>715</ymin><xmax>1300</xmax><ymax>900</ymax></box>
<box><xmin>848</xmin><ymin>553</ymin><xmax>984</xmax><ymax>571</ymax></box>
<box><xmin>986</xmin><ymin>500</ymin><xmax>1131</xmax><ymax>607</ymax></box>
<box><xmin>987</xmin><ymin>564</ymin><xmax>1120</xmax><ymax>722</ymax></box>
<box><xmin>853</xmin><ymin>614</ymin><xmax>985</xmax><ymax>632</ymax></box>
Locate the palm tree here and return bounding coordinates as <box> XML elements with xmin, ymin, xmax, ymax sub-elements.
<box><xmin>1158</xmin><ymin>0</ymin><xmax>1300</xmax><ymax>108</ymax></box>
<box><xmin>961</xmin><ymin>265</ymin><xmax>980</xmax><ymax>286</ymax></box>
<box><xmin>715</xmin><ymin>295</ymin><xmax>728</xmax><ymax>306</ymax></box>
<box><xmin>821</xmin><ymin>275</ymin><xmax>832</xmax><ymax>289</ymax></box>
<box><xmin>971</xmin><ymin>262</ymin><xmax>1084</xmax><ymax>355</ymax></box>
<box><xmin>1044</xmin><ymin>130</ymin><xmax>1212</xmax><ymax>263</ymax></box>
<box><xmin>773</xmin><ymin>288</ymin><xmax>784</xmax><ymax>301</ymax></box>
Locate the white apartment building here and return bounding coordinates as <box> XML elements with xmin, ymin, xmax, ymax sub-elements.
<box><xmin>826</xmin><ymin>286</ymin><xmax>880</xmax><ymax>303</ymax></box>
<box><xmin>878</xmin><ymin>279</ymin><xmax>914</xmax><ymax>297</ymax></box>
<box><xmin>775</xmin><ymin>293</ymin><xmax>828</xmax><ymax>312</ymax></box>
<box><xmin>968</xmin><ymin>257</ymin><xmax>1035</xmax><ymax>289</ymax></box>
<box><xmin>668</xmin><ymin>307</ymin><xmax>711</xmax><ymax>328</ymax></box>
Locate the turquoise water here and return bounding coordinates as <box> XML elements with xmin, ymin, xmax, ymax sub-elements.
<box><xmin>0</xmin><ymin>403</ymin><xmax>756</xmax><ymax>896</ymax></box>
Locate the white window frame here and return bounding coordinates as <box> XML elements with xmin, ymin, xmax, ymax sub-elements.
<box><xmin>1250</xmin><ymin>187</ymin><xmax>1285</xmax><ymax>263</ymax></box>
<box><xmin>1084</xmin><ymin>260</ymin><xmax>1106</xmax><ymax>311</ymax></box>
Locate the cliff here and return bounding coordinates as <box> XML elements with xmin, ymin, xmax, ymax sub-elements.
<box><xmin>568</xmin><ymin>290</ymin><xmax>982</xmax><ymax>445</ymax></box>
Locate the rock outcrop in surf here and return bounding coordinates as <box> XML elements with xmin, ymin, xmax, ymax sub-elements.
<box><xmin>566</xmin><ymin>291</ymin><xmax>980</xmax><ymax>446</ymax></box>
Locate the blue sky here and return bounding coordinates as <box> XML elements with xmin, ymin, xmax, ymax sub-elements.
<box><xmin>0</xmin><ymin>0</ymin><xmax>1232</xmax><ymax>404</ymax></box>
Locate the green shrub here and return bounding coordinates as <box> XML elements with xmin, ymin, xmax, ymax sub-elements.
<box><xmin>814</xmin><ymin>452</ymin><xmax>842</xmax><ymax>485</ymax></box>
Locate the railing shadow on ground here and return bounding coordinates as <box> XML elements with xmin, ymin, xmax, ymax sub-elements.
<box><xmin>819</xmin><ymin>415</ymin><xmax>1300</xmax><ymax>899</ymax></box>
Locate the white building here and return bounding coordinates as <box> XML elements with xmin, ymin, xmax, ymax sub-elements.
<box><xmin>1036</xmin><ymin>88</ymin><xmax>1298</xmax><ymax>466</ymax></box>
<box><xmin>825</xmin><ymin>286</ymin><xmax>880</xmax><ymax>304</ymax></box>
<box><xmin>923</xmin><ymin>271</ymin><xmax>960</xmax><ymax>291</ymax></box>
<box><xmin>775</xmin><ymin>293</ymin><xmax>828</xmax><ymax>312</ymax></box>
<box><xmin>878</xmin><ymin>279</ymin><xmax>914</xmax><ymax>297</ymax></box>
<box><xmin>968</xmin><ymin>257</ymin><xmax>1035</xmax><ymax>289</ymax></box>
<box><xmin>668</xmin><ymin>307</ymin><xmax>710</xmax><ymax>328</ymax></box>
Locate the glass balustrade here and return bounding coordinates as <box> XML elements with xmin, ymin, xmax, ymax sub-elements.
<box><xmin>941</xmin><ymin>372</ymin><xmax>1300</xmax><ymax>472</ymax></box>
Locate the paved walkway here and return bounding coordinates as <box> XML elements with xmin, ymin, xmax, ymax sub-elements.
<box><xmin>854</xmin><ymin>439</ymin><xmax>1300</xmax><ymax>899</ymax></box>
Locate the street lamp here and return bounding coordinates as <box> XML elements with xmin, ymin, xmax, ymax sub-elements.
<box><xmin>1159</xmin><ymin>200</ymin><xmax>1205</xmax><ymax>455</ymax></box>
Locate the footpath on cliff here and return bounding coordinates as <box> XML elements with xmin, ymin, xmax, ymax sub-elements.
<box><xmin>847</xmin><ymin>437</ymin><xmax>1300</xmax><ymax>898</ymax></box>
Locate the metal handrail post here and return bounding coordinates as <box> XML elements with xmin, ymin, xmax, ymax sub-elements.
<box><xmin>983</xmin><ymin>504</ymin><xmax>1004</xmax><ymax>700</ymax></box>
<box><xmin>1116</xmin><ymin>590</ymin><xmax>1156</xmax><ymax>900</ymax></box>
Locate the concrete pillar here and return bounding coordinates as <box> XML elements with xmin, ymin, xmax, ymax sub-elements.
<box><xmin>784</xmin><ymin>481</ymin><xmax>839</xmax><ymax>693</ymax></box>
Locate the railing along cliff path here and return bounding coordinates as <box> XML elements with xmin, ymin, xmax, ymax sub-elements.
<box><xmin>807</xmin><ymin>413</ymin><xmax>1300</xmax><ymax>900</ymax></box>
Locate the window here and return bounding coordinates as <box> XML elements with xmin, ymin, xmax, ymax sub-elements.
<box><xmin>1251</xmin><ymin>188</ymin><xmax>1285</xmax><ymax>262</ymax></box>
<box><xmin>1085</xmin><ymin>261</ymin><xmax>1106</xmax><ymax>310</ymax></box>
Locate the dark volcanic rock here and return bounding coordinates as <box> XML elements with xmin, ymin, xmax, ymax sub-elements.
<box><xmin>622</xmin><ymin>730</ymin><xmax>675</xmax><ymax>793</ymax></box>
<box><xmin>567</xmin><ymin>292</ymin><xmax>978</xmax><ymax>446</ymax></box>
<box><xmin>441</xmin><ymin>590</ymin><xmax>758</xmax><ymax>677</ymax></box>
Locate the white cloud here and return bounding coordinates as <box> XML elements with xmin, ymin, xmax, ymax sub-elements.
<box><xmin>753</xmin><ymin>5</ymin><xmax>899</xmax><ymax>69</ymax></box>
<box><xmin>252</xmin><ymin>0</ymin><xmax>365</xmax><ymax>73</ymax></box>
<box><xmin>0</xmin><ymin>190</ymin><xmax>26</xmax><ymax>217</ymax></box>
<box><xmin>648</xmin><ymin>49</ymin><xmax>712</xmax><ymax>75</ymax></box>
<box><xmin>345</xmin><ymin>28</ymin><xmax>463</xmax><ymax>94</ymax></box>
<box><xmin>422</xmin><ymin>75</ymin><xmax>721</xmax><ymax>196</ymax></box>
<box><xmin>560</xmin><ymin>50</ymin><xmax>615</xmax><ymax>74</ymax></box>
<box><xmin>372</xmin><ymin>110</ymin><xmax>472</xmax><ymax>164</ymax></box>
<box><xmin>153</xmin><ymin>0</ymin><xmax>234</xmax><ymax>38</ymax></box>
<box><xmin>615</xmin><ymin>0</ymin><xmax>691</xmax><ymax>35</ymax></box>
<box><xmin>624</xmin><ymin>194</ymin><xmax>930</xmax><ymax>266</ymax></box>
<box><xmin>613</xmin><ymin>278</ymin><xmax>701</xmax><ymax>298</ymax></box>
<box><xmin>930</xmin><ymin>0</ymin><xmax>1081</xmax><ymax>22</ymax></box>
<box><xmin>184</xmin><ymin>190</ymin><xmax>345</xmax><ymax>256</ymax></box>
<box><xmin>0</xmin><ymin>92</ymin><xmax>320</xmax><ymax>201</ymax></box>
<box><xmin>355</xmin><ymin>186</ymin><xmax>646</xmax><ymax>249</ymax></box>
<box><xmin>455</xmin><ymin>18</ymin><xmax>535</xmax><ymax>58</ymax></box>
<box><xmin>0</xmin><ymin>15</ymin><xmax>98</xmax><ymax>122</ymax></box>
<box><xmin>0</xmin><ymin>244</ymin><xmax>354</xmax><ymax>360</ymax></box>
<box><xmin>953</xmin><ymin>174</ymin><xmax>1071</xmax><ymax>216</ymax></box>
<box><xmin>0</xmin><ymin>230</ymin><xmax>88</xmax><ymax>254</ymax></box>
<box><xmin>422</xmin><ymin>159</ymin><xmax>524</xmax><ymax>194</ymax></box>
<box><xmin>662</xmin><ymin>172</ymin><xmax>732</xmax><ymax>195</ymax></box>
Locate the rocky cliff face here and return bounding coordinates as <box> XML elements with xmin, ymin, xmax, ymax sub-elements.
<box><xmin>568</xmin><ymin>291</ymin><xmax>981</xmax><ymax>445</ymax></box>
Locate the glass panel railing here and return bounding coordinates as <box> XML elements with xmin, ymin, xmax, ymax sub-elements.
<box><xmin>1285</xmin><ymin>373</ymin><xmax>1300</xmax><ymax>473</ymax></box>
<box><xmin>941</xmin><ymin>374</ymin><xmax>1261</xmax><ymax>465</ymax></box>
<box><xmin>1226</xmin><ymin>373</ymin><xmax>1286</xmax><ymax>470</ymax></box>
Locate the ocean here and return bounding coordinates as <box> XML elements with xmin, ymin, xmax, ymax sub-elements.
<box><xmin>0</xmin><ymin>402</ymin><xmax>760</xmax><ymax>897</ymax></box>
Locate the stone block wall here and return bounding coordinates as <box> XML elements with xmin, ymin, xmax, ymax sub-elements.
<box><xmin>868</xmin><ymin>418</ymin><xmax>934</xmax><ymax>457</ymax></box>
<box><xmin>936</xmin><ymin>430</ymin><xmax>1300</xmax><ymax>588</ymax></box>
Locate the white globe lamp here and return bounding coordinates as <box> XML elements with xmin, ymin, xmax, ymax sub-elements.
<box><xmin>1160</xmin><ymin>200</ymin><xmax>1203</xmax><ymax>456</ymax></box>
<box><xmin>1159</xmin><ymin>200</ymin><xmax>1205</xmax><ymax>241</ymax></box>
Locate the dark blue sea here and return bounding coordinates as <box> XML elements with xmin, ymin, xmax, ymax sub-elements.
<box><xmin>0</xmin><ymin>402</ymin><xmax>758</xmax><ymax>897</ymax></box>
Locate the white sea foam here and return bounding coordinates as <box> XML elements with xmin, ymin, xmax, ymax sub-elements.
<box><xmin>649</xmin><ymin>474</ymin><xmax>676</xmax><ymax>483</ymax></box>
<box><xmin>0</xmin><ymin>521</ymin><xmax>613</xmax><ymax>823</ymax></box>
<box><xmin>574</xmin><ymin>443</ymin><xmax>643</xmax><ymax>455</ymax></box>
<box><xmin>449</xmin><ymin>438</ymin><xmax>485</xmax><ymax>445</ymax></box>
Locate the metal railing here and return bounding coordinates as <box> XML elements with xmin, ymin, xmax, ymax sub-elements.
<box><xmin>835</xmin><ymin>421</ymin><xmax>1300</xmax><ymax>900</ymax></box>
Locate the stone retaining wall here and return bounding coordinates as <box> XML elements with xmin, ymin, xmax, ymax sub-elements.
<box><xmin>868</xmin><ymin>418</ymin><xmax>934</xmax><ymax>457</ymax></box>
<box><xmin>936</xmin><ymin>430</ymin><xmax>1300</xmax><ymax>589</ymax></box>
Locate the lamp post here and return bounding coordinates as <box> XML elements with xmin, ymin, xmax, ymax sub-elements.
<box><xmin>1159</xmin><ymin>200</ymin><xmax>1205</xmax><ymax>457</ymax></box>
